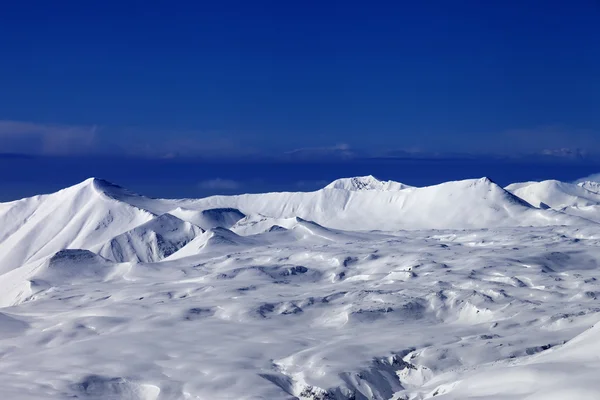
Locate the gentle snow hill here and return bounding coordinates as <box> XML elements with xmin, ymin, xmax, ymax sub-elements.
<box><xmin>168</xmin><ymin>207</ymin><xmax>245</xmax><ymax>230</ymax></box>
<box><xmin>230</xmin><ymin>214</ymin><xmax>304</xmax><ymax>236</ymax></box>
<box><xmin>94</xmin><ymin>213</ymin><xmax>202</xmax><ymax>263</ymax></box>
<box><xmin>506</xmin><ymin>180</ymin><xmax>600</xmax><ymax>209</ymax></box>
<box><xmin>555</xmin><ymin>204</ymin><xmax>600</xmax><ymax>224</ymax></box>
<box><xmin>324</xmin><ymin>175</ymin><xmax>413</xmax><ymax>191</ymax></box>
<box><xmin>0</xmin><ymin>249</ymin><xmax>124</xmax><ymax>308</ymax></box>
<box><xmin>0</xmin><ymin>178</ymin><xmax>154</xmax><ymax>273</ymax></box>
<box><xmin>167</xmin><ymin>217</ymin><xmax>352</xmax><ymax>261</ymax></box>
<box><xmin>175</xmin><ymin>177</ymin><xmax>587</xmax><ymax>231</ymax></box>
<box><xmin>166</xmin><ymin>227</ymin><xmax>260</xmax><ymax>260</ymax></box>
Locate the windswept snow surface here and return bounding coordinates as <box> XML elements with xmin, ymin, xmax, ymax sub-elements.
<box><xmin>1</xmin><ymin>176</ymin><xmax>600</xmax><ymax>399</ymax></box>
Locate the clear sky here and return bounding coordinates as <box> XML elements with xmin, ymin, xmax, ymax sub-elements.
<box><xmin>0</xmin><ymin>0</ymin><xmax>598</xmax><ymax>157</ymax></box>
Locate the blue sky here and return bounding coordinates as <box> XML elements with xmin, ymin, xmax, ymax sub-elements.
<box><xmin>0</xmin><ymin>0</ymin><xmax>598</xmax><ymax>157</ymax></box>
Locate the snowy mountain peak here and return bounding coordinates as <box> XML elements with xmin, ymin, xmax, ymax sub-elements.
<box><xmin>86</xmin><ymin>177</ymin><xmax>146</xmax><ymax>202</ymax></box>
<box><xmin>324</xmin><ymin>175</ymin><xmax>411</xmax><ymax>191</ymax></box>
<box><xmin>579</xmin><ymin>181</ymin><xmax>600</xmax><ymax>194</ymax></box>
<box><xmin>61</xmin><ymin>177</ymin><xmax>138</xmax><ymax>204</ymax></box>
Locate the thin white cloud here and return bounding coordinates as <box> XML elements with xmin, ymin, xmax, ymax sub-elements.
<box><xmin>198</xmin><ymin>178</ymin><xmax>241</xmax><ymax>190</ymax></box>
<box><xmin>500</xmin><ymin>126</ymin><xmax>598</xmax><ymax>154</ymax></box>
<box><xmin>0</xmin><ymin>120</ymin><xmax>97</xmax><ymax>155</ymax></box>
<box><xmin>283</xmin><ymin>143</ymin><xmax>355</xmax><ymax>160</ymax></box>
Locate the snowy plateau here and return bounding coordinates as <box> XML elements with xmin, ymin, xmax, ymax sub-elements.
<box><xmin>2</xmin><ymin>175</ymin><xmax>600</xmax><ymax>400</ymax></box>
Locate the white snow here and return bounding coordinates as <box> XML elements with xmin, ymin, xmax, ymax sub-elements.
<box><xmin>0</xmin><ymin>178</ymin><xmax>154</xmax><ymax>273</ymax></box>
<box><xmin>506</xmin><ymin>180</ymin><xmax>600</xmax><ymax>223</ymax></box>
<box><xmin>1</xmin><ymin>176</ymin><xmax>600</xmax><ymax>399</ymax></box>
<box><xmin>95</xmin><ymin>213</ymin><xmax>202</xmax><ymax>263</ymax></box>
<box><xmin>324</xmin><ymin>175</ymin><xmax>413</xmax><ymax>191</ymax></box>
<box><xmin>506</xmin><ymin>179</ymin><xmax>600</xmax><ymax>208</ymax></box>
<box><xmin>165</xmin><ymin>177</ymin><xmax>585</xmax><ymax>231</ymax></box>
<box><xmin>168</xmin><ymin>207</ymin><xmax>245</xmax><ymax>230</ymax></box>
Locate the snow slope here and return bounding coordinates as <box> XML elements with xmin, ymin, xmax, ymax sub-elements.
<box><xmin>506</xmin><ymin>179</ymin><xmax>600</xmax><ymax>208</ymax></box>
<box><xmin>1</xmin><ymin>177</ymin><xmax>600</xmax><ymax>399</ymax></box>
<box><xmin>506</xmin><ymin>180</ymin><xmax>600</xmax><ymax>224</ymax></box>
<box><xmin>0</xmin><ymin>178</ymin><xmax>154</xmax><ymax>273</ymax></box>
<box><xmin>95</xmin><ymin>213</ymin><xmax>202</xmax><ymax>263</ymax></box>
<box><xmin>1</xmin><ymin>225</ymin><xmax>600</xmax><ymax>399</ymax></box>
<box><xmin>168</xmin><ymin>207</ymin><xmax>245</xmax><ymax>230</ymax></box>
<box><xmin>412</xmin><ymin>320</ymin><xmax>600</xmax><ymax>400</ymax></box>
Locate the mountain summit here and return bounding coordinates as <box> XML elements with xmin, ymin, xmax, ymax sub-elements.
<box><xmin>324</xmin><ymin>175</ymin><xmax>412</xmax><ymax>191</ymax></box>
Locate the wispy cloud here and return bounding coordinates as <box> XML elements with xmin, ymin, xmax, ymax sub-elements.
<box><xmin>0</xmin><ymin>120</ymin><xmax>98</xmax><ymax>155</ymax></box>
<box><xmin>198</xmin><ymin>178</ymin><xmax>241</xmax><ymax>190</ymax></box>
<box><xmin>125</xmin><ymin>132</ymin><xmax>262</xmax><ymax>159</ymax></box>
<box><xmin>283</xmin><ymin>143</ymin><xmax>356</xmax><ymax>160</ymax></box>
<box><xmin>500</xmin><ymin>125</ymin><xmax>598</xmax><ymax>155</ymax></box>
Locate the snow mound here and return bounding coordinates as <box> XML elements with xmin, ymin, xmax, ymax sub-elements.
<box><xmin>167</xmin><ymin>227</ymin><xmax>258</xmax><ymax>259</ymax></box>
<box><xmin>289</xmin><ymin>217</ymin><xmax>343</xmax><ymax>241</ymax></box>
<box><xmin>231</xmin><ymin>214</ymin><xmax>315</xmax><ymax>236</ymax></box>
<box><xmin>325</xmin><ymin>175</ymin><xmax>412</xmax><ymax>191</ymax></box>
<box><xmin>41</xmin><ymin>249</ymin><xmax>115</xmax><ymax>282</ymax></box>
<box><xmin>168</xmin><ymin>207</ymin><xmax>245</xmax><ymax>230</ymax></box>
<box><xmin>0</xmin><ymin>249</ymin><xmax>123</xmax><ymax>308</ymax></box>
<box><xmin>506</xmin><ymin>179</ymin><xmax>600</xmax><ymax>208</ymax></box>
<box><xmin>71</xmin><ymin>375</ymin><xmax>160</xmax><ymax>400</ymax></box>
<box><xmin>95</xmin><ymin>213</ymin><xmax>202</xmax><ymax>263</ymax></box>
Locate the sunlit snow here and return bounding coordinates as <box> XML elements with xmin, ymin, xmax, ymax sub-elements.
<box><xmin>1</xmin><ymin>176</ymin><xmax>600</xmax><ymax>399</ymax></box>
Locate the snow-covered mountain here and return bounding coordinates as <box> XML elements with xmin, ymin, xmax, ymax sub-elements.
<box><xmin>0</xmin><ymin>178</ymin><xmax>155</xmax><ymax>273</ymax></box>
<box><xmin>1</xmin><ymin>176</ymin><xmax>600</xmax><ymax>399</ymax></box>
<box><xmin>324</xmin><ymin>175</ymin><xmax>412</xmax><ymax>191</ymax></box>
<box><xmin>0</xmin><ymin>176</ymin><xmax>590</xmax><ymax>274</ymax></box>
<box><xmin>506</xmin><ymin>179</ymin><xmax>600</xmax><ymax>208</ymax></box>
<box><xmin>506</xmin><ymin>179</ymin><xmax>600</xmax><ymax>223</ymax></box>
<box><xmin>579</xmin><ymin>180</ymin><xmax>600</xmax><ymax>194</ymax></box>
<box><xmin>161</xmin><ymin>177</ymin><xmax>582</xmax><ymax>231</ymax></box>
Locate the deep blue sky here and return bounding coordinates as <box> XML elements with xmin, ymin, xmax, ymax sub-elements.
<box><xmin>0</xmin><ymin>0</ymin><xmax>598</xmax><ymax>157</ymax></box>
